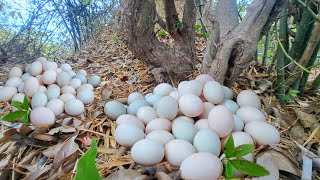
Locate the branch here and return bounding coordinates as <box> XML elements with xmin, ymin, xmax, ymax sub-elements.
<box><xmin>163</xmin><ymin>0</ymin><xmax>179</xmax><ymax>34</ymax></box>
<box><xmin>155</xmin><ymin>13</ymin><xmax>167</xmax><ymax>30</ymax></box>
<box><xmin>295</xmin><ymin>0</ymin><xmax>320</xmax><ymax>22</ymax></box>
<box><xmin>182</xmin><ymin>0</ymin><xmax>196</xmax><ymax>31</ymax></box>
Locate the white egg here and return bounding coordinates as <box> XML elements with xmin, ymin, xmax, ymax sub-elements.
<box><xmin>232</xmin><ymin>114</ymin><xmax>244</xmax><ymax>132</ymax></box>
<box><xmin>172</xmin><ymin>119</ymin><xmax>198</xmax><ymax>143</ymax></box>
<box><xmin>35</xmin><ymin>75</ymin><xmax>44</xmax><ymax>85</ymax></box>
<box><xmin>178</xmin><ymin>80</ymin><xmax>203</xmax><ymax>96</ymax></box>
<box><xmin>128</xmin><ymin>92</ymin><xmax>145</xmax><ymax>104</ymax></box>
<box><xmin>30</xmin><ymin>107</ymin><xmax>55</xmax><ymax>127</ymax></box>
<box><xmin>144</xmin><ymin>93</ymin><xmax>152</xmax><ymax>99</ymax></box>
<box><xmin>221</xmin><ymin>132</ymin><xmax>254</xmax><ymax>151</ymax></box>
<box><xmin>223</xmin><ymin>86</ymin><xmax>233</xmax><ymax>99</ymax></box>
<box><xmin>0</xmin><ymin>87</ymin><xmax>17</xmax><ymax>101</ymax></box>
<box><xmin>74</xmin><ymin>74</ymin><xmax>87</xmax><ymax>84</ymax></box>
<box><xmin>77</xmin><ymin>84</ymin><xmax>94</xmax><ymax>93</ymax></box>
<box><xmin>69</xmin><ymin>78</ymin><xmax>82</xmax><ymax>89</ymax></box>
<box><xmin>194</xmin><ymin>119</ymin><xmax>209</xmax><ymax>129</ymax></box>
<box><xmin>59</xmin><ymin>93</ymin><xmax>76</xmax><ymax>103</ymax></box>
<box><xmin>156</xmin><ymin>96</ymin><xmax>178</xmax><ymax>120</ymax></box>
<box><xmin>42</xmin><ymin>70</ymin><xmax>57</xmax><ymax>85</ymax></box>
<box><xmin>60</xmin><ymin>63</ymin><xmax>72</xmax><ymax>71</ymax></box>
<box><xmin>114</xmin><ymin>123</ymin><xmax>145</xmax><ymax>147</ymax></box>
<box><xmin>24</xmin><ymin>64</ymin><xmax>31</xmax><ymax>73</ymax></box>
<box><xmin>193</xmin><ymin>128</ymin><xmax>221</xmax><ymax>156</ymax></box>
<box><xmin>208</xmin><ymin>105</ymin><xmax>234</xmax><ymax>138</ymax></box>
<box><xmin>237</xmin><ymin>90</ymin><xmax>261</xmax><ymax>109</ymax></box>
<box><xmin>173</xmin><ymin>116</ymin><xmax>195</xmax><ymax>124</ymax></box>
<box><xmin>38</xmin><ymin>85</ymin><xmax>47</xmax><ymax>93</ymax></box>
<box><xmin>18</xmin><ymin>83</ymin><xmax>24</xmax><ymax>93</ymax></box>
<box><xmin>199</xmin><ymin>102</ymin><xmax>215</xmax><ymax>119</ymax></box>
<box><xmin>131</xmin><ymin>139</ymin><xmax>164</xmax><ymax>166</ymax></box>
<box><xmin>220</xmin><ymin>99</ymin><xmax>239</xmax><ymax>114</ymax></box>
<box><xmin>77</xmin><ymin>89</ymin><xmax>94</xmax><ymax>105</ymax></box>
<box><xmin>88</xmin><ymin>75</ymin><xmax>101</xmax><ymax>87</ymax></box>
<box><xmin>153</xmin><ymin>83</ymin><xmax>173</xmax><ymax>96</ymax></box>
<box><xmin>46</xmin><ymin>99</ymin><xmax>64</xmax><ymax>116</ymax></box>
<box><xmin>11</xmin><ymin>93</ymin><xmax>26</xmax><ymax>111</ymax></box>
<box><xmin>165</xmin><ymin>139</ymin><xmax>196</xmax><ymax>166</ymax></box>
<box><xmin>195</xmin><ymin>74</ymin><xmax>214</xmax><ymax>86</ymax></box>
<box><xmin>146</xmin><ymin>94</ymin><xmax>163</xmax><ymax>106</ymax></box>
<box><xmin>104</xmin><ymin>100</ymin><xmax>126</xmax><ymax>120</ymax></box>
<box><xmin>57</xmin><ymin>71</ymin><xmax>71</xmax><ymax>87</ymax></box>
<box><xmin>45</xmin><ymin>84</ymin><xmax>60</xmax><ymax>101</ymax></box>
<box><xmin>169</xmin><ymin>90</ymin><xmax>180</xmax><ymax>100</ymax></box>
<box><xmin>66</xmin><ymin>70</ymin><xmax>76</xmax><ymax>78</ymax></box>
<box><xmin>43</xmin><ymin>61</ymin><xmax>58</xmax><ymax>71</ymax></box>
<box><xmin>244</xmin><ymin>121</ymin><xmax>280</xmax><ymax>145</ymax></box>
<box><xmin>8</xmin><ymin>66</ymin><xmax>22</xmax><ymax>78</ymax></box>
<box><xmin>64</xmin><ymin>99</ymin><xmax>84</xmax><ymax>116</ymax></box>
<box><xmin>30</xmin><ymin>61</ymin><xmax>42</xmax><ymax>76</ymax></box>
<box><xmin>55</xmin><ymin>68</ymin><xmax>62</xmax><ymax>74</ymax></box>
<box><xmin>127</xmin><ymin>100</ymin><xmax>150</xmax><ymax>115</ymax></box>
<box><xmin>36</xmin><ymin>57</ymin><xmax>47</xmax><ymax>64</ymax></box>
<box><xmin>236</xmin><ymin>106</ymin><xmax>266</xmax><ymax>124</ymax></box>
<box><xmin>61</xmin><ymin>86</ymin><xmax>76</xmax><ymax>95</ymax></box>
<box><xmin>145</xmin><ymin>118</ymin><xmax>172</xmax><ymax>134</ymax></box>
<box><xmin>24</xmin><ymin>77</ymin><xmax>39</xmax><ymax>97</ymax></box>
<box><xmin>31</xmin><ymin>91</ymin><xmax>48</xmax><ymax>109</ymax></box>
<box><xmin>145</xmin><ymin>130</ymin><xmax>175</xmax><ymax>146</ymax></box>
<box><xmin>78</xmin><ymin>69</ymin><xmax>87</xmax><ymax>77</ymax></box>
<box><xmin>116</xmin><ymin>114</ymin><xmax>145</xmax><ymax>130</ymax></box>
<box><xmin>203</xmin><ymin>81</ymin><xmax>224</xmax><ymax>104</ymax></box>
<box><xmin>5</xmin><ymin>77</ymin><xmax>22</xmax><ymax>88</ymax></box>
<box><xmin>136</xmin><ymin>106</ymin><xmax>158</xmax><ymax>124</ymax></box>
<box><xmin>21</xmin><ymin>73</ymin><xmax>31</xmax><ymax>81</ymax></box>
<box><xmin>180</xmin><ymin>152</ymin><xmax>223</xmax><ymax>180</ymax></box>
<box><xmin>178</xmin><ymin>94</ymin><xmax>204</xmax><ymax>117</ymax></box>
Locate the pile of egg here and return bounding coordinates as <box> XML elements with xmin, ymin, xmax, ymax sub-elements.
<box><xmin>104</xmin><ymin>74</ymin><xmax>280</xmax><ymax>180</ymax></box>
<box><xmin>0</xmin><ymin>57</ymin><xmax>101</xmax><ymax>127</ymax></box>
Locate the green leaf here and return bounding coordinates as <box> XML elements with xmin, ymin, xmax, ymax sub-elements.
<box><xmin>289</xmin><ymin>89</ymin><xmax>299</xmax><ymax>97</ymax></box>
<box><xmin>22</xmin><ymin>113</ymin><xmax>29</xmax><ymax>124</ymax></box>
<box><xmin>194</xmin><ymin>24</ymin><xmax>201</xmax><ymax>31</ymax></box>
<box><xmin>11</xmin><ymin>101</ymin><xmax>23</xmax><ymax>110</ymax></box>
<box><xmin>225</xmin><ymin>160</ymin><xmax>234</xmax><ymax>179</ymax></box>
<box><xmin>234</xmin><ymin>144</ymin><xmax>255</xmax><ymax>157</ymax></box>
<box><xmin>22</xmin><ymin>96</ymin><xmax>29</xmax><ymax>110</ymax></box>
<box><xmin>224</xmin><ymin>135</ymin><xmax>235</xmax><ymax>158</ymax></box>
<box><xmin>2</xmin><ymin>111</ymin><xmax>26</xmax><ymax>122</ymax></box>
<box><xmin>230</xmin><ymin>160</ymin><xmax>270</xmax><ymax>177</ymax></box>
<box><xmin>74</xmin><ymin>138</ymin><xmax>100</xmax><ymax>180</ymax></box>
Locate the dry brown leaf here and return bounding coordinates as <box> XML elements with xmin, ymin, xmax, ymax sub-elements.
<box><xmin>294</xmin><ymin>109</ymin><xmax>318</xmax><ymax>128</ymax></box>
<box><xmin>43</xmin><ymin>143</ymin><xmax>64</xmax><ymax>158</ymax></box>
<box><xmin>52</xmin><ymin>135</ymin><xmax>79</xmax><ymax>169</ymax></box>
<box><xmin>104</xmin><ymin>169</ymin><xmax>141</xmax><ymax>180</ymax></box>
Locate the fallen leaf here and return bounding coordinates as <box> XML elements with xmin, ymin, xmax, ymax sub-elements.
<box><xmin>43</xmin><ymin>143</ymin><xmax>64</xmax><ymax>158</ymax></box>
<box><xmin>294</xmin><ymin>109</ymin><xmax>318</xmax><ymax>128</ymax></box>
<box><xmin>290</xmin><ymin>126</ymin><xmax>308</xmax><ymax>145</ymax></box>
<box><xmin>104</xmin><ymin>169</ymin><xmax>141</xmax><ymax>180</ymax></box>
<box><xmin>52</xmin><ymin>135</ymin><xmax>79</xmax><ymax>169</ymax></box>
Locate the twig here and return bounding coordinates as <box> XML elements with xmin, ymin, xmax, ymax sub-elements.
<box><xmin>295</xmin><ymin>0</ymin><xmax>320</xmax><ymax>22</ymax></box>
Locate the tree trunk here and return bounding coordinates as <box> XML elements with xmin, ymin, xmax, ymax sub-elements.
<box><xmin>202</xmin><ymin>0</ymin><xmax>285</xmax><ymax>86</ymax></box>
<box><xmin>117</xmin><ymin>0</ymin><xmax>196</xmax><ymax>83</ymax></box>
<box><xmin>262</xmin><ymin>33</ymin><xmax>270</xmax><ymax>66</ymax></box>
<box><xmin>311</xmin><ymin>73</ymin><xmax>320</xmax><ymax>91</ymax></box>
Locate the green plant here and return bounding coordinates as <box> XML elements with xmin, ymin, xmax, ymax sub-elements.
<box><xmin>157</xmin><ymin>30</ymin><xmax>167</xmax><ymax>38</ymax></box>
<box><xmin>74</xmin><ymin>138</ymin><xmax>100</xmax><ymax>180</ymax></box>
<box><xmin>111</xmin><ymin>34</ymin><xmax>120</xmax><ymax>41</ymax></box>
<box><xmin>223</xmin><ymin>135</ymin><xmax>270</xmax><ymax>179</ymax></box>
<box><xmin>1</xmin><ymin>96</ymin><xmax>30</xmax><ymax>123</ymax></box>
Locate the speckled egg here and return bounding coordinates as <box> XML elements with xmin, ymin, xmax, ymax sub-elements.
<box><xmin>220</xmin><ymin>99</ymin><xmax>239</xmax><ymax>114</ymax></box>
<box><xmin>199</xmin><ymin>102</ymin><xmax>215</xmax><ymax>119</ymax></box>
<box><xmin>145</xmin><ymin>130</ymin><xmax>175</xmax><ymax>146</ymax></box>
<box><xmin>203</xmin><ymin>81</ymin><xmax>224</xmax><ymax>104</ymax></box>
<box><xmin>45</xmin><ymin>84</ymin><xmax>60</xmax><ymax>101</ymax></box>
<box><xmin>24</xmin><ymin>77</ymin><xmax>39</xmax><ymax>97</ymax></box>
<box><xmin>0</xmin><ymin>87</ymin><xmax>17</xmax><ymax>101</ymax></box>
<box><xmin>5</xmin><ymin>77</ymin><xmax>22</xmax><ymax>88</ymax></box>
<box><xmin>42</xmin><ymin>70</ymin><xmax>57</xmax><ymax>85</ymax></box>
<box><xmin>131</xmin><ymin>139</ymin><xmax>164</xmax><ymax>166</ymax></box>
<box><xmin>156</xmin><ymin>96</ymin><xmax>178</xmax><ymax>120</ymax></box>
<box><xmin>237</xmin><ymin>90</ymin><xmax>261</xmax><ymax>109</ymax></box>
<box><xmin>30</xmin><ymin>61</ymin><xmax>42</xmax><ymax>76</ymax></box>
<box><xmin>30</xmin><ymin>107</ymin><xmax>55</xmax><ymax>127</ymax></box>
<box><xmin>104</xmin><ymin>100</ymin><xmax>127</xmax><ymax>120</ymax></box>
<box><xmin>114</xmin><ymin>123</ymin><xmax>145</xmax><ymax>147</ymax></box>
<box><xmin>59</xmin><ymin>93</ymin><xmax>76</xmax><ymax>103</ymax></box>
<box><xmin>61</xmin><ymin>86</ymin><xmax>76</xmax><ymax>96</ymax></box>
<box><xmin>244</xmin><ymin>121</ymin><xmax>280</xmax><ymax>145</ymax></box>
<box><xmin>57</xmin><ymin>71</ymin><xmax>71</xmax><ymax>87</ymax></box>
<box><xmin>88</xmin><ymin>75</ymin><xmax>101</xmax><ymax>87</ymax></box>
<box><xmin>178</xmin><ymin>94</ymin><xmax>204</xmax><ymax>117</ymax></box>
<box><xmin>145</xmin><ymin>118</ymin><xmax>172</xmax><ymax>134</ymax></box>
<box><xmin>153</xmin><ymin>83</ymin><xmax>173</xmax><ymax>96</ymax></box>
<box><xmin>193</xmin><ymin>128</ymin><xmax>221</xmax><ymax>156</ymax></box>
<box><xmin>64</xmin><ymin>99</ymin><xmax>84</xmax><ymax>116</ymax></box>
<box><xmin>236</xmin><ymin>106</ymin><xmax>266</xmax><ymax>124</ymax></box>
<box><xmin>77</xmin><ymin>89</ymin><xmax>94</xmax><ymax>105</ymax></box>
<box><xmin>172</xmin><ymin>119</ymin><xmax>198</xmax><ymax>143</ymax></box>
<box><xmin>116</xmin><ymin>114</ymin><xmax>145</xmax><ymax>130</ymax></box>
<box><xmin>165</xmin><ymin>139</ymin><xmax>196</xmax><ymax>166</ymax></box>
<box><xmin>31</xmin><ymin>91</ymin><xmax>48</xmax><ymax>109</ymax></box>
<box><xmin>136</xmin><ymin>106</ymin><xmax>158</xmax><ymax>124</ymax></box>
<box><xmin>128</xmin><ymin>92</ymin><xmax>145</xmax><ymax>104</ymax></box>
<box><xmin>178</xmin><ymin>80</ymin><xmax>203</xmax><ymax>96</ymax></box>
<box><xmin>208</xmin><ymin>105</ymin><xmax>234</xmax><ymax>138</ymax></box>
<box><xmin>69</xmin><ymin>78</ymin><xmax>82</xmax><ymax>89</ymax></box>
<box><xmin>46</xmin><ymin>99</ymin><xmax>64</xmax><ymax>116</ymax></box>
<box><xmin>8</xmin><ymin>66</ymin><xmax>22</xmax><ymax>78</ymax></box>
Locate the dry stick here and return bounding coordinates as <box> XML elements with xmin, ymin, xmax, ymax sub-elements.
<box><xmin>295</xmin><ymin>0</ymin><xmax>320</xmax><ymax>22</ymax></box>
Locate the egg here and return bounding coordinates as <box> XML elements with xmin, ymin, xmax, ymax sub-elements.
<box><xmin>156</xmin><ymin>96</ymin><xmax>178</xmax><ymax>120</ymax></box>
<box><xmin>169</xmin><ymin>90</ymin><xmax>180</xmax><ymax>100</ymax></box>
<box><xmin>78</xmin><ymin>69</ymin><xmax>87</xmax><ymax>77</ymax></box>
<box><xmin>221</xmin><ymin>132</ymin><xmax>254</xmax><ymax>151</ymax></box>
<box><xmin>145</xmin><ymin>118</ymin><xmax>172</xmax><ymax>134</ymax></box>
<box><xmin>0</xmin><ymin>87</ymin><xmax>17</xmax><ymax>101</ymax></box>
<box><xmin>64</xmin><ymin>99</ymin><xmax>84</xmax><ymax>116</ymax></box>
<box><xmin>30</xmin><ymin>61</ymin><xmax>42</xmax><ymax>76</ymax></box>
<box><xmin>43</xmin><ymin>61</ymin><xmax>58</xmax><ymax>71</ymax></box>
<box><xmin>11</xmin><ymin>93</ymin><xmax>26</xmax><ymax>111</ymax></box>
<box><xmin>30</xmin><ymin>107</ymin><xmax>55</xmax><ymax>127</ymax></box>
<box><xmin>203</xmin><ymin>81</ymin><xmax>224</xmax><ymax>104</ymax></box>
<box><xmin>88</xmin><ymin>75</ymin><xmax>101</xmax><ymax>87</ymax></box>
<box><xmin>194</xmin><ymin>119</ymin><xmax>209</xmax><ymax>129</ymax></box>
<box><xmin>199</xmin><ymin>102</ymin><xmax>215</xmax><ymax>119</ymax></box>
<box><xmin>18</xmin><ymin>83</ymin><xmax>24</xmax><ymax>93</ymax></box>
<box><xmin>236</xmin><ymin>106</ymin><xmax>266</xmax><ymax>124</ymax></box>
<box><xmin>131</xmin><ymin>139</ymin><xmax>164</xmax><ymax>166</ymax></box>
<box><xmin>193</xmin><ymin>128</ymin><xmax>221</xmax><ymax>156</ymax></box>
<box><xmin>59</xmin><ymin>93</ymin><xmax>76</xmax><ymax>103</ymax></box>
<box><xmin>237</xmin><ymin>90</ymin><xmax>261</xmax><ymax>109</ymax></box>
<box><xmin>223</xmin><ymin>86</ymin><xmax>233</xmax><ymax>99</ymax></box>
<box><xmin>165</xmin><ymin>139</ymin><xmax>196</xmax><ymax>166</ymax></box>
<box><xmin>127</xmin><ymin>100</ymin><xmax>150</xmax><ymax>115</ymax></box>
<box><xmin>136</xmin><ymin>106</ymin><xmax>158</xmax><ymax>124</ymax></box>
<box><xmin>35</xmin><ymin>75</ymin><xmax>44</xmax><ymax>85</ymax></box>
<box><xmin>114</xmin><ymin>123</ymin><xmax>145</xmax><ymax>147</ymax></box>
<box><xmin>128</xmin><ymin>92</ymin><xmax>145</xmax><ymax>104</ymax></box>
<box><xmin>104</xmin><ymin>100</ymin><xmax>126</xmax><ymax>120</ymax></box>
<box><xmin>145</xmin><ymin>130</ymin><xmax>175</xmax><ymax>146</ymax></box>
<box><xmin>42</xmin><ymin>70</ymin><xmax>57</xmax><ymax>85</ymax></box>
<box><xmin>208</xmin><ymin>105</ymin><xmax>234</xmax><ymax>138</ymax></box>
<box><xmin>232</xmin><ymin>114</ymin><xmax>244</xmax><ymax>132</ymax></box>
<box><xmin>116</xmin><ymin>114</ymin><xmax>145</xmax><ymax>130</ymax></box>
<box><xmin>60</xmin><ymin>63</ymin><xmax>72</xmax><ymax>71</ymax></box>
<box><xmin>45</xmin><ymin>84</ymin><xmax>60</xmax><ymax>101</ymax></box>
<box><xmin>24</xmin><ymin>64</ymin><xmax>31</xmax><ymax>73</ymax></box>
<box><xmin>173</xmin><ymin>116</ymin><xmax>195</xmax><ymax>124</ymax></box>
<box><xmin>55</xmin><ymin>68</ymin><xmax>62</xmax><ymax>74</ymax></box>
<box><xmin>153</xmin><ymin>83</ymin><xmax>173</xmax><ymax>96</ymax></box>
<box><xmin>244</xmin><ymin>121</ymin><xmax>280</xmax><ymax>145</ymax></box>
<box><xmin>38</xmin><ymin>85</ymin><xmax>47</xmax><ymax>92</ymax></box>
<box><xmin>144</xmin><ymin>93</ymin><xmax>152</xmax><ymax>99</ymax></box>
<box><xmin>172</xmin><ymin>119</ymin><xmax>198</xmax><ymax>143</ymax></box>
<box><xmin>74</xmin><ymin>74</ymin><xmax>87</xmax><ymax>84</ymax></box>
<box><xmin>36</xmin><ymin>57</ymin><xmax>47</xmax><ymax>64</ymax></box>
<box><xmin>61</xmin><ymin>86</ymin><xmax>76</xmax><ymax>95</ymax></box>
<box><xmin>77</xmin><ymin>84</ymin><xmax>94</xmax><ymax>93</ymax></box>
<box><xmin>31</xmin><ymin>91</ymin><xmax>48</xmax><ymax>109</ymax></box>
<box><xmin>66</xmin><ymin>70</ymin><xmax>76</xmax><ymax>78</ymax></box>
<box><xmin>8</xmin><ymin>66</ymin><xmax>22</xmax><ymax>78</ymax></box>
<box><xmin>146</xmin><ymin>94</ymin><xmax>163</xmax><ymax>106</ymax></box>
<box><xmin>178</xmin><ymin>94</ymin><xmax>204</xmax><ymax>117</ymax></box>
<box><xmin>69</xmin><ymin>78</ymin><xmax>82</xmax><ymax>89</ymax></box>
<box><xmin>180</xmin><ymin>152</ymin><xmax>223</xmax><ymax>180</ymax></box>
<box><xmin>220</xmin><ymin>99</ymin><xmax>239</xmax><ymax>114</ymax></box>
<box><xmin>178</xmin><ymin>80</ymin><xmax>203</xmax><ymax>96</ymax></box>
<box><xmin>24</xmin><ymin>77</ymin><xmax>39</xmax><ymax>97</ymax></box>
<box><xmin>5</xmin><ymin>77</ymin><xmax>22</xmax><ymax>88</ymax></box>
<box><xmin>77</xmin><ymin>89</ymin><xmax>94</xmax><ymax>105</ymax></box>
<box><xmin>195</xmin><ymin>74</ymin><xmax>214</xmax><ymax>86</ymax></box>
<box><xmin>21</xmin><ymin>73</ymin><xmax>31</xmax><ymax>81</ymax></box>
<box><xmin>57</xmin><ymin>71</ymin><xmax>71</xmax><ymax>87</ymax></box>
<box><xmin>46</xmin><ymin>99</ymin><xmax>64</xmax><ymax>116</ymax></box>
